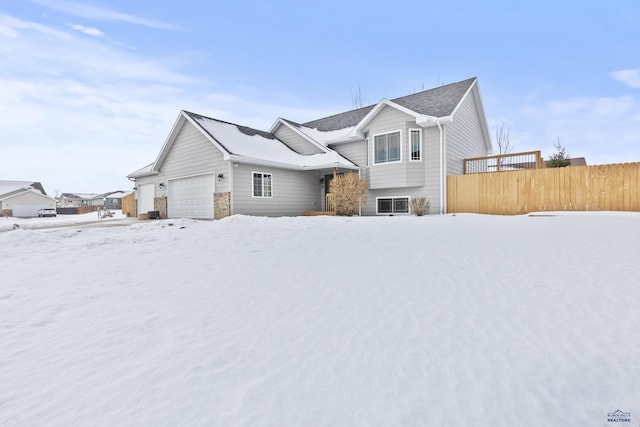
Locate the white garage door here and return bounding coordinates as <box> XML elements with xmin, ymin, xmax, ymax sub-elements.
<box><xmin>137</xmin><ymin>184</ymin><xmax>155</xmax><ymax>215</ymax></box>
<box><xmin>168</xmin><ymin>173</ymin><xmax>215</xmax><ymax>219</ymax></box>
<box><xmin>13</xmin><ymin>205</ymin><xmax>47</xmax><ymax>218</ymax></box>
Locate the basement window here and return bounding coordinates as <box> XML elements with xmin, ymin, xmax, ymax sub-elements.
<box><xmin>377</xmin><ymin>197</ymin><xmax>409</xmax><ymax>214</ymax></box>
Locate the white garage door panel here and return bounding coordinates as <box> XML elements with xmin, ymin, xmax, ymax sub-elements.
<box><xmin>13</xmin><ymin>205</ymin><xmax>47</xmax><ymax>218</ymax></box>
<box><xmin>168</xmin><ymin>174</ymin><xmax>214</xmax><ymax>219</ymax></box>
<box><xmin>138</xmin><ymin>184</ymin><xmax>155</xmax><ymax>214</ymax></box>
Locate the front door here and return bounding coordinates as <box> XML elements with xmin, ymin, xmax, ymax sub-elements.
<box><xmin>324</xmin><ymin>174</ymin><xmax>334</xmax><ymax>195</ymax></box>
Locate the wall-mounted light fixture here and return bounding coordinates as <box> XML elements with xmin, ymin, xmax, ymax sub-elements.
<box><xmin>159</xmin><ymin>182</ymin><xmax>165</xmax><ymax>188</ymax></box>
<box><xmin>217</xmin><ymin>173</ymin><xmax>224</xmax><ymax>182</ymax></box>
<box><xmin>233</xmin><ymin>163</ymin><xmax>239</xmax><ymax>168</ymax></box>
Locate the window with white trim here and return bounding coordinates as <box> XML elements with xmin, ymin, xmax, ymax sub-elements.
<box><xmin>374</xmin><ymin>131</ymin><xmax>401</xmax><ymax>164</ymax></box>
<box><xmin>377</xmin><ymin>197</ymin><xmax>409</xmax><ymax>214</ymax></box>
<box><xmin>252</xmin><ymin>172</ymin><xmax>272</xmax><ymax>197</ymax></box>
<box><xmin>410</xmin><ymin>129</ymin><xmax>421</xmax><ymax>161</ymax></box>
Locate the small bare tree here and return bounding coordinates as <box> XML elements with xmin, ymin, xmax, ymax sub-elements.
<box><xmin>495</xmin><ymin>122</ymin><xmax>513</xmax><ymax>155</ymax></box>
<box><xmin>351</xmin><ymin>84</ymin><xmax>365</xmax><ymax>109</ymax></box>
<box><xmin>329</xmin><ymin>173</ymin><xmax>368</xmax><ymax>216</ymax></box>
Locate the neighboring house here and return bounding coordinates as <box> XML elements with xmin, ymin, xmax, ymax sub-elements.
<box><xmin>0</xmin><ymin>180</ymin><xmax>56</xmax><ymax>217</ymax></box>
<box><xmin>101</xmin><ymin>191</ymin><xmax>131</xmax><ymax>210</ymax></box>
<box><xmin>128</xmin><ymin>77</ymin><xmax>492</xmax><ymax>219</ymax></box>
<box><xmin>545</xmin><ymin>157</ymin><xmax>587</xmax><ymax>167</ymax></box>
<box><xmin>59</xmin><ymin>191</ymin><xmax>130</xmax><ymax>208</ymax></box>
<box><xmin>59</xmin><ymin>193</ymin><xmax>100</xmax><ymax>207</ymax></box>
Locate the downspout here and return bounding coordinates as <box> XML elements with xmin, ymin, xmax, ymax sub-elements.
<box><xmin>437</xmin><ymin>119</ymin><xmax>445</xmax><ymax>214</ymax></box>
<box><xmin>229</xmin><ymin>161</ymin><xmax>234</xmax><ymax>216</ymax></box>
<box><xmin>358</xmin><ymin>168</ymin><xmax>362</xmax><ymax>216</ymax></box>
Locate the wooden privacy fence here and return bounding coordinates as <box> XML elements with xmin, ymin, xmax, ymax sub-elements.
<box><xmin>122</xmin><ymin>192</ymin><xmax>136</xmax><ymax>217</ymax></box>
<box><xmin>464</xmin><ymin>150</ymin><xmax>543</xmax><ymax>174</ymax></box>
<box><xmin>447</xmin><ymin>162</ymin><xmax>640</xmax><ymax>215</ymax></box>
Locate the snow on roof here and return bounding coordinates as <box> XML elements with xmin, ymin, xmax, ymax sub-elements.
<box><xmin>0</xmin><ymin>180</ymin><xmax>45</xmax><ymax>197</ymax></box>
<box><xmin>61</xmin><ymin>193</ymin><xmax>99</xmax><ymax>199</ymax></box>
<box><xmin>191</xmin><ymin>114</ymin><xmax>357</xmax><ymax>170</ymax></box>
<box><xmin>127</xmin><ymin>163</ymin><xmax>155</xmax><ymax>179</ymax></box>
<box><xmin>292</xmin><ymin>124</ymin><xmax>358</xmax><ymax>146</ymax></box>
<box><xmin>103</xmin><ymin>191</ymin><xmax>129</xmax><ymax>199</ymax></box>
<box><xmin>1</xmin><ymin>188</ymin><xmax>55</xmax><ymax>201</ymax></box>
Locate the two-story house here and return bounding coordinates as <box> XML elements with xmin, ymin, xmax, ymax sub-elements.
<box><xmin>128</xmin><ymin>77</ymin><xmax>491</xmax><ymax>219</ymax></box>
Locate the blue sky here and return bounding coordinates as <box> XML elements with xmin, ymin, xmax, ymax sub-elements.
<box><xmin>1</xmin><ymin>0</ymin><xmax>639</xmax><ymax>194</ymax></box>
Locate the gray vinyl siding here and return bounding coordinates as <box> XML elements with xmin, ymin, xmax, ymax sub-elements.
<box><xmin>274</xmin><ymin>125</ymin><xmax>324</xmax><ymax>155</ymax></box>
<box><xmin>422</xmin><ymin>126</ymin><xmax>443</xmax><ymax>215</ymax></box>
<box><xmin>156</xmin><ymin>121</ymin><xmax>230</xmax><ymax>197</ymax></box>
<box><xmin>331</xmin><ymin>139</ymin><xmax>367</xmax><ymax>167</ymax></box>
<box><xmin>232</xmin><ymin>163</ymin><xmax>321</xmax><ymax>216</ymax></box>
<box><xmin>445</xmin><ymin>88</ymin><xmax>489</xmax><ymax>175</ymax></box>
<box><xmin>361</xmin><ymin>126</ymin><xmax>441</xmax><ymax>216</ymax></box>
<box><xmin>364</xmin><ymin>106</ymin><xmax>425</xmax><ymax>189</ymax></box>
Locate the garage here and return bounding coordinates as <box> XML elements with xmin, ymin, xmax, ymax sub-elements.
<box><xmin>0</xmin><ymin>189</ymin><xmax>56</xmax><ymax>218</ymax></box>
<box><xmin>137</xmin><ymin>184</ymin><xmax>155</xmax><ymax>215</ymax></box>
<box><xmin>168</xmin><ymin>173</ymin><xmax>215</xmax><ymax>219</ymax></box>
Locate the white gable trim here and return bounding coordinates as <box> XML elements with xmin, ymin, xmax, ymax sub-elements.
<box><xmin>151</xmin><ymin>111</ymin><xmax>233</xmax><ymax>173</ymax></box>
<box><xmin>0</xmin><ymin>189</ymin><xmax>56</xmax><ymax>203</ymax></box>
<box><xmin>449</xmin><ymin>79</ymin><xmax>492</xmax><ymax>153</ymax></box>
<box><xmin>269</xmin><ymin>118</ymin><xmax>332</xmax><ymax>153</ymax></box>
<box><xmin>354</xmin><ymin>99</ymin><xmax>452</xmax><ymax>134</ymax></box>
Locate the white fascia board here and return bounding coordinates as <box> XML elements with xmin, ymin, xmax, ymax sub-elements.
<box><xmin>449</xmin><ymin>78</ymin><xmax>491</xmax><ymax>153</ymax></box>
<box><xmin>355</xmin><ymin>99</ymin><xmax>449</xmax><ymax>132</ymax></box>
<box><xmin>228</xmin><ymin>155</ymin><xmax>359</xmax><ymax>171</ymax></box>
<box><xmin>473</xmin><ymin>84</ymin><xmax>493</xmax><ymax>153</ymax></box>
<box><xmin>450</xmin><ymin>77</ymin><xmax>477</xmax><ymax>117</ymax></box>
<box><xmin>273</xmin><ymin>118</ymin><xmax>331</xmax><ymax>153</ymax></box>
<box><xmin>127</xmin><ymin>169</ymin><xmax>159</xmax><ymax>180</ymax></box>
<box><xmin>325</xmin><ymin>129</ymin><xmax>365</xmax><ymax>145</ymax></box>
<box><xmin>151</xmin><ymin>112</ymin><xmax>188</xmax><ymax>172</ymax></box>
<box><xmin>415</xmin><ymin>115</ymin><xmax>453</xmax><ymax>127</ymax></box>
<box><xmin>153</xmin><ymin>111</ymin><xmax>234</xmax><ymax>172</ymax></box>
<box><xmin>181</xmin><ymin>112</ymin><xmax>233</xmax><ymax>161</ymax></box>
<box><xmin>267</xmin><ymin>117</ymin><xmax>284</xmax><ymax>134</ymax></box>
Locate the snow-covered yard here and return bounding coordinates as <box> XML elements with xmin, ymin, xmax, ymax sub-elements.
<box><xmin>1</xmin><ymin>213</ymin><xmax>639</xmax><ymax>426</ymax></box>
<box><xmin>0</xmin><ymin>211</ymin><xmax>129</xmax><ymax>233</ymax></box>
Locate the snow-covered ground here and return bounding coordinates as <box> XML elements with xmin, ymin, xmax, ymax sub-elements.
<box><xmin>1</xmin><ymin>213</ymin><xmax>639</xmax><ymax>426</ymax></box>
<box><xmin>0</xmin><ymin>211</ymin><xmax>130</xmax><ymax>232</ymax></box>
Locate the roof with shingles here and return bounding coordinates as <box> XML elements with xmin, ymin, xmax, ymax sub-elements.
<box><xmin>0</xmin><ymin>180</ymin><xmax>47</xmax><ymax>197</ymax></box>
<box><xmin>301</xmin><ymin>77</ymin><xmax>476</xmax><ymax>131</ymax></box>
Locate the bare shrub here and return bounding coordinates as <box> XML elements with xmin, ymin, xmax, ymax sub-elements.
<box><xmin>329</xmin><ymin>173</ymin><xmax>368</xmax><ymax>216</ymax></box>
<box><xmin>410</xmin><ymin>196</ymin><xmax>431</xmax><ymax>216</ymax></box>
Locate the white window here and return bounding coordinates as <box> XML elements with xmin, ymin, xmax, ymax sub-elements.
<box><xmin>376</xmin><ymin>197</ymin><xmax>409</xmax><ymax>214</ymax></box>
<box><xmin>410</xmin><ymin>129</ymin><xmax>421</xmax><ymax>161</ymax></box>
<box><xmin>374</xmin><ymin>130</ymin><xmax>401</xmax><ymax>164</ymax></box>
<box><xmin>252</xmin><ymin>172</ymin><xmax>272</xmax><ymax>198</ymax></box>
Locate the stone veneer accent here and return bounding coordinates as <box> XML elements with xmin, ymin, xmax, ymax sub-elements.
<box><xmin>214</xmin><ymin>192</ymin><xmax>231</xmax><ymax>220</ymax></box>
<box><xmin>154</xmin><ymin>196</ymin><xmax>168</xmax><ymax>219</ymax></box>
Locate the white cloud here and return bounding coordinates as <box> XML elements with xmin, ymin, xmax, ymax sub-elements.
<box><xmin>24</xmin><ymin>0</ymin><xmax>175</xmax><ymax>30</ymax></box>
<box><xmin>610</xmin><ymin>69</ymin><xmax>640</xmax><ymax>89</ymax></box>
<box><xmin>510</xmin><ymin>94</ymin><xmax>640</xmax><ymax>166</ymax></box>
<box><xmin>68</xmin><ymin>23</ymin><xmax>104</xmax><ymax>37</ymax></box>
<box><xmin>0</xmin><ymin>13</ymin><xmax>70</xmax><ymax>39</ymax></box>
<box><xmin>0</xmin><ymin>14</ymin><xmax>332</xmax><ymax>193</ymax></box>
